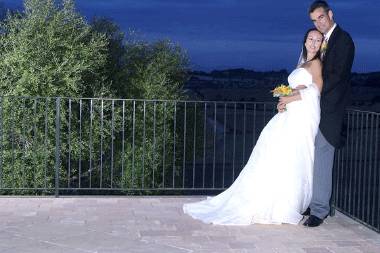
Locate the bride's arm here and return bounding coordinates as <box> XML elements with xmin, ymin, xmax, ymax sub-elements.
<box><xmin>278</xmin><ymin>92</ymin><xmax>302</xmax><ymax>105</ymax></box>
<box><xmin>294</xmin><ymin>85</ymin><xmax>307</xmax><ymax>90</ymax></box>
<box><xmin>277</xmin><ymin>91</ymin><xmax>302</xmax><ymax>112</ymax></box>
<box><xmin>277</xmin><ymin>63</ymin><xmax>322</xmax><ymax>112</ymax></box>
<box><xmin>278</xmin><ymin>83</ymin><xmax>307</xmax><ymax>105</ymax></box>
<box><xmin>276</xmin><ymin>85</ymin><xmax>309</xmax><ymax>112</ymax></box>
<box><xmin>278</xmin><ymin>81</ymin><xmax>319</xmax><ymax>105</ymax></box>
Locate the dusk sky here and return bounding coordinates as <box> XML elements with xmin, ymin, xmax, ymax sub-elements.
<box><xmin>2</xmin><ymin>0</ymin><xmax>380</xmax><ymax>72</ymax></box>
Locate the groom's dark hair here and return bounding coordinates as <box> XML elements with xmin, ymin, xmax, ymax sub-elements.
<box><xmin>309</xmin><ymin>0</ymin><xmax>330</xmax><ymax>13</ymax></box>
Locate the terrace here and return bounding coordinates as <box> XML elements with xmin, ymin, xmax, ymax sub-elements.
<box><xmin>0</xmin><ymin>97</ymin><xmax>379</xmax><ymax>252</ymax></box>
<box><xmin>0</xmin><ymin>197</ymin><xmax>379</xmax><ymax>253</ymax></box>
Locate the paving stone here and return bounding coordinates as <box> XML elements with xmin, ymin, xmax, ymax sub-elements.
<box><xmin>357</xmin><ymin>243</ymin><xmax>380</xmax><ymax>253</ymax></box>
<box><xmin>0</xmin><ymin>197</ymin><xmax>378</xmax><ymax>253</ymax></box>
<box><xmin>303</xmin><ymin>247</ymin><xmax>334</xmax><ymax>253</ymax></box>
<box><xmin>229</xmin><ymin>241</ymin><xmax>257</xmax><ymax>249</ymax></box>
<box><xmin>140</xmin><ymin>230</ymin><xmax>183</xmax><ymax>237</ymax></box>
<box><xmin>333</xmin><ymin>240</ymin><xmax>362</xmax><ymax>247</ymax></box>
<box><xmin>326</xmin><ymin>247</ymin><xmax>362</xmax><ymax>253</ymax></box>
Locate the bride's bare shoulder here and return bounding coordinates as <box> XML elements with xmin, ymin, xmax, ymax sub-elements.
<box><xmin>309</xmin><ymin>60</ymin><xmax>323</xmax><ymax>89</ymax></box>
<box><xmin>309</xmin><ymin>60</ymin><xmax>322</xmax><ymax>77</ymax></box>
<box><xmin>302</xmin><ymin>60</ymin><xmax>320</xmax><ymax>77</ymax></box>
<box><xmin>302</xmin><ymin>60</ymin><xmax>321</xmax><ymax>72</ymax></box>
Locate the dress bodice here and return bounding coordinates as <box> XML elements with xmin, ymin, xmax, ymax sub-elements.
<box><xmin>288</xmin><ymin>68</ymin><xmax>313</xmax><ymax>89</ymax></box>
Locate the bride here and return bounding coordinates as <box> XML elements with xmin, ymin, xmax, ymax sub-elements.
<box><xmin>183</xmin><ymin>28</ymin><xmax>324</xmax><ymax>225</ymax></box>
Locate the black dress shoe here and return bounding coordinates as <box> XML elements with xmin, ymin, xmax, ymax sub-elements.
<box><xmin>302</xmin><ymin>207</ymin><xmax>310</xmax><ymax>216</ymax></box>
<box><xmin>303</xmin><ymin>215</ymin><xmax>323</xmax><ymax>227</ymax></box>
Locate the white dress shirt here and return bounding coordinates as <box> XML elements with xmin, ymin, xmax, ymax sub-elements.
<box><xmin>324</xmin><ymin>23</ymin><xmax>337</xmax><ymax>42</ymax></box>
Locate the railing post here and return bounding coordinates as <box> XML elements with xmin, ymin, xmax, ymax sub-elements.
<box><xmin>55</xmin><ymin>97</ymin><xmax>61</xmax><ymax>197</ymax></box>
<box><xmin>330</xmin><ymin>151</ymin><xmax>337</xmax><ymax>217</ymax></box>
<box><xmin>0</xmin><ymin>97</ymin><xmax>2</xmax><ymax>189</ymax></box>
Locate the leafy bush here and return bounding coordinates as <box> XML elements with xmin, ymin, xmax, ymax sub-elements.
<box><xmin>0</xmin><ymin>0</ymin><xmax>190</xmax><ymax>195</ymax></box>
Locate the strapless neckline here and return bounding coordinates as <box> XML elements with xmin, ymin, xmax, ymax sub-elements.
<box><xmin>288</xmin><ymin>67</ymin><xmax>313</xmax><ymax>89</ymax></box>
<box><xmin>295</xmin><ymin>67</ymin><xmax>312</xmax><ymax>78</ymax></box>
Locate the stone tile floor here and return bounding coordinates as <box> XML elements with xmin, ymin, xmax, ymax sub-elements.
<box><xmin>0</xmin><ymin>197</ymin><xmax>379</xmax><ymax>253</ymax></box>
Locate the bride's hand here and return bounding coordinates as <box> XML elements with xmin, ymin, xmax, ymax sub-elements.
<box><xmin>277</xmin><ymin>102</ymin><xmax>286</xmax><ymax>113</ymax></box>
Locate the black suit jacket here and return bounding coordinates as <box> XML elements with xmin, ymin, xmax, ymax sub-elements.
<box><xmin>320</xmin><ymin>25</ymin><xmax>355</xmax><ymax>148</ymax></box>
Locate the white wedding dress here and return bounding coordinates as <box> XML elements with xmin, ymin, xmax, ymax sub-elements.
<box><xmin>183</xmin><ymin>68</ymin><xmax>321</xmax><ymax>225</ymax></box>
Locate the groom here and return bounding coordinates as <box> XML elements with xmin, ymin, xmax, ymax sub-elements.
<box><xmin>278</xmin><ymin>0</ymin><xmax>355</xmax><ymax>227</ymax></box>
<box><xmin>304</xmin><ymin>1</ymin><xmax>355</xmax><ymax>227</ymax></box>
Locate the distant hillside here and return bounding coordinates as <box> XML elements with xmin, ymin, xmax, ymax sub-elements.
<box><xmin>184</xmin><ymin>68</ymin><xmax>289</xmax><ymax>102</ymax></box>
<box><xmin>184</xmin><ymin>68</ymin><xmax>380</xmax><ymax>111</ymax></box>
<box><xmin>192</xmin><ymin>68</ymin><xmax>288</xmax><ymax>80</ymax></box>
<box><xmin>352</xmin><ymin>71</ymin><xmax>380</xmax><ymax>87</ymax></box>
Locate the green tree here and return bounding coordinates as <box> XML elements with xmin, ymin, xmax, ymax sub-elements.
<box><xmin>0</xmin><ymin>0</ymin><xmax>110</xmax><ymax>194</ymax></box>
<box><xmin>112</xmin><ymin>39</ymin><xmax>191</xmax><ymax>191</ymax></box>
<box><xmin>90</xmin><ymin>17</ymin><xmax>126</xmax><ymax>97</ymax></box>
<box><xmin>0</xmin><ymin>0</ymin><xmax>109</xmax><ymax>97</ymax></box>
<box><xmin>0</xmin><ymin>0</ymin><xmax>191</xmax><ymax>195</ymax></box>
<box><xmin>89</xmin><ymin>23</ymin><xmax>191</xmax><ymax>192</ymax></box>
<box><xmin>123</xmin><ymin>39</ymin><xmax>189</xmax><ymax>99</ymax></box>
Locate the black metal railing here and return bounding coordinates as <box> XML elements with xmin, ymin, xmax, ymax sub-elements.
<box><xmin>0</xmin><ymin>96</ymin><xmax>276</xmax><ymax>195</ymax></box>
<box><xmin>332</xmin><ymin>109</ymin><xmax>380</xmax><ymax>232</ymax></box>
<box><xmin>0</xmin><ymin>96</ymin><xmax>378</xmax><ymax>232</ymax></box>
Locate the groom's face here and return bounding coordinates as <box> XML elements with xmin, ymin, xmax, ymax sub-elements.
<box><xmin>310</xmin><ymin>7</ymin><xmax>334</xmax><ymax>34</ymax></box>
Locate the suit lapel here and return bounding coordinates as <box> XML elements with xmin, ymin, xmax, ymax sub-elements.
<box><xmin>324</xmin><ymin>25</ymin><xmax>341</xmax><ymax>62</ymax></box>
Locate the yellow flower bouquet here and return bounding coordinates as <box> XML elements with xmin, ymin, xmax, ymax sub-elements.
<box><xmin>271</xmin><ymin>84</ymin><xmax>293</xmax><ymax>97</ymax></box>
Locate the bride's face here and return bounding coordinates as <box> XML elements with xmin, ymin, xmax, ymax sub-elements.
<box><xmin>305</xmin><ymin>31</ymin><xmax>323</xmax><ymax>56</ymax></box>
